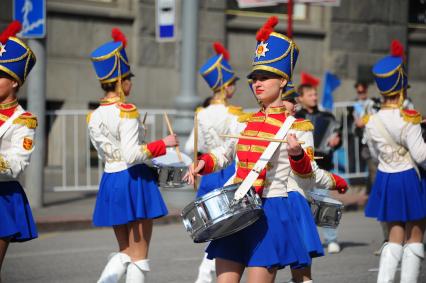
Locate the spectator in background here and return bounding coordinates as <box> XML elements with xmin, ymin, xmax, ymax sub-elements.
<box><xmin>296</xmin><ymin>80</ymin><xmax>343</xmax><ymax>254</ymax></box>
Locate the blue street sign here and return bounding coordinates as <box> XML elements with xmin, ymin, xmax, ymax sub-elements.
<box><xmin>14</xmin><ymin>0</ymin><xmax>46</xmax><ymax>38</ymax></box>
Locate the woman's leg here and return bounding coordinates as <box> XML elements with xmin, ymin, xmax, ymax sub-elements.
<box><xmin>400</xmin><ymin>219</ymin><xmax>426</xmax><ymax>283</ymax></box>
<box><xmin>291</xmin><ymin>267</ymin><xmax>312</xmax><ymax>283</ymax></box>
<box><xmin>216</xmin><ymin>258</ymin><xmax>244</xmax><ymax>283</ymax></box>
<box><xmin>246</xmin><ymin>266</ymin><xmax>277</xmax><ymax>283</ymax></box>
<box><xmin>97</xmin><ymin>225</ymin><xmax>131</xmax><ymax>283</ymax></box>
<box><xmin>377</xmin><ymin>222</ymin><xmax>404</xmax><ymax>283</ymax></box>
<box><xmin>125</xmin><ymin>219</ymin><xmax>153</xmax><ymax>283</ymax></box>
<box><xmin>0</xmin><ymin>238</ymin><xmax>10</xmax><ymax>281</ymax></box>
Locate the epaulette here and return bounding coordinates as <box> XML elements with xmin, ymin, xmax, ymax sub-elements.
<box><xmin>227</xmin><ymin>105</ymin><xmax>244</xmax><ymax>116</ymax></box>
<box><xmin>13</xmin><ymin>112</ymin><xmax>38</xmax><ymax>129</ymax></box>
<box><xmin>361</xmin><ymin>114</ymin><xmax>370</xmax><ymax>125</ymax></box>
<box><xmin>119</xmin><ymin>103</ymin><xmax>140</xmax><ymax>119</ymax></box>
<box><xmin>195</xmin><ymin>106</ymin><xmax>203</xmax><ymax>114</ymax></box>
<box><xmin>237</xmin><ymin>112</ymin><xmax>255</xmax><ymax>123</ymax></box>
<box><xmin>400</xmin><ymin>109</ymin><xmax>421</xmax><ymax>124</ymax></box>
<box><xmin>86</xmin><ymin>111</ymin><xmax>93</xmax><ymax>124</ymax></box>
<box><xmin>291</xmin><ymin>119</ymin><xmax>314</xmax><ymax>131</ymax></box>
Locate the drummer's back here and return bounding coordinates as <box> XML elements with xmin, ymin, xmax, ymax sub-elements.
<box><xmin>89</xmin><ymin>103</ymin><xmax>121</xmax><ymax>135</ymax></box>
<box><xmin>198</xmin><ymin>103</ymin><xmax>242</xmax><ymax>134</ymax></box>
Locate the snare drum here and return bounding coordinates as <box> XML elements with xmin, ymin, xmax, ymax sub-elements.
<box><xmin>309</xmin><ymin>192</ymin><xmax>343</xmax><ymax>228</ymax></box>
<box><xmin>151</xmin><ymin>148</ymin><xmax>192</xmax><ymax>188</ymax></box>
<box><xmin>181</xmin><ymin>183</ymin><xmax>263</xmax><ymax>243</ymax></box>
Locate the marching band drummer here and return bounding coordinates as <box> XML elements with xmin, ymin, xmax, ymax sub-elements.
<box><xmin>184</xmin><ymin>42</ymin><xmax>245</xmax><ymax>283</ymax></box>
<box><xmin>184</xmin><ymin>17</ymin><xmax>345</xmax><ymax>283</ymax></box>
<box><xmin>364</xmin><ymin>40</ymin><xmax>426</xmax><ymax>283</ymax></box>
<box><xmin>87</xmin><ymin>28</ymin><xmax>178</xmax><ymax>283</ymax></box>
<box><xmin>0</xmin><ymin>21</ymin><xmax>38</xmax><ymax>280</ymax></box>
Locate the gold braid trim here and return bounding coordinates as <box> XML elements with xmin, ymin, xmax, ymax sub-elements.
<box><xmin>0</xmin><ymin>154</ymin><xmax>10</xmax><ymax>173</ymax></box>
<box><xmin>13</xmin><ymin>115</ymin><xmax>38</xmax><ymax>129</ymax></box>
<box><xmin>328</xmin><ymin>172</ymin><xmax>336</xmax><ymax>190</ymax></box>
<box><xmin>361</xmin><ymin>114</ymin><xmax>370</xmax><ymax>126</ymax></box>
<box><xmin>291</xmin><ymin>120</ymin><xmax>314</xmax><ymax>131</ymax></box>
<box><xmin>86</xmin><ymin>111</ymin><xmax>93</xmax><ymax>124</ymax></box>
<box><xmin>209</xmin><ymin>153</ymin><xmax>218</xmax><ymax>171</ymax></box>
<box><xmin>400</xmin><ymin>110</ymin><xmax>421</xmax><ymax>124</ymax></box>
<box><xmin>238</xmin><ymin>112</ymin><xmax>255</xmax><ymax>123</ymax></box>
<box><xmin>227</xmin><ymin>105</ymin><xmax>244</xmax><ymax>116</ymax></box>
<box><xmin>141</xmin><ymin>144</ymin><xmax>153</xmax><ymax>159</ymax></box>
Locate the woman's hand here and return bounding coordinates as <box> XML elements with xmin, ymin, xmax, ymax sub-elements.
<box><xmin>286</xmin><ymin>133</ymin><xmax>303</xmax><ymax>157</ymax></box>
<box><xmin>183</xmin><ymin>160</ymin><xmax>205</xmax><ymax>185</ymax></box>
<box><xmin>162</xmin><ymin>134</ymin><xmax>179</xmax><ymax>147</ymax></box>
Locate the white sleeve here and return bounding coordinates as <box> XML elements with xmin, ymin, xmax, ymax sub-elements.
<box><xmin>402</xmin><ymin>123</ymin><xmax>426</xmax><ymax>169</ymax></box>
<box><xmin>0</xmin><ymin>125</ymin><xmax>35</xmax><ymax>178</ymax></box>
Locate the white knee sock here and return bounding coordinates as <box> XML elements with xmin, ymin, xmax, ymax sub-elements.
<box><xmin>97</xmin><ymin>252</ymin><xmax>131</xmax><ymax>283</ymax></box>
<box><xmin>126</xmin><ymin>259</ymin><xmax>150</xmax><ymax>283</ymax></box>
<box><xmin>377</xmin><ymin>242</ymin><xmax>403</xmax><ymax>283</ymax></box>
<box><xmin>195</xmin><ymin>253</ymin><xmax>215</xmax><ymax>283</ymax></box>
<box><xmin>400</xmin><ymin>243</ymin><xmax>424</xmax><ymax>283</ymax></box>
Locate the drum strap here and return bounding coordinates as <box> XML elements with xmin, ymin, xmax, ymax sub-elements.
<box><xmin>371</xmin><ymin>115</ymin><xmax>420</xmax><ymax>179</ymax></box>
<box><xmin>233</xmin><ymin>115</ymin><xmax>296</xmax><ymax>201</ymax></box>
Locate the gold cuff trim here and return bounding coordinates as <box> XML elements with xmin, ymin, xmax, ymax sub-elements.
<box><xmin>141</xmin><ymin>144</ymin><xmax>153</xmax><ymax>159</ymax></box>
<box><xmin>209</xmin><ymin>153</ymin><xmax>218</xmax><ymax>171</ymax></box>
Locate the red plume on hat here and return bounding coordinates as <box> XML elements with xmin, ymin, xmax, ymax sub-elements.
<box><xmin>213</xmin><ymin>42</ymin><xmax>230</xmax><ymax>61</ymax></box>
<box><xmin>390</xmin><ymin>39</ymin><xmax>404</xmax><ymax>58</ymax></box>
<box><xmin>111</xmin><ymin>27</ymin><xmax>127</xmax><ymax>48</ymax></box>
<box><xmin>256</xmin><ymin>16</ymin><xmax>279</xmax><ymax>42</ymax></box>
<box><xmin>0</xmin><ymin>21</ymin><xmax>22</xmax><ymax>44</ymax></box>
<box><xmin>301</xmin><ymin>72</ymin><xmax>320</xmax><ymax>88</ymax></box>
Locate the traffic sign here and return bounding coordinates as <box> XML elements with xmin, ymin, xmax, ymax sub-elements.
<box><xmin>14</xmin><ymin>0</ymin><xmax>46</xmax><ymax>38</ymax></box>
<box><xmin>156</xmin><ymin>0</ymin><xmax>176</xmax><ymax>42</ymax></box>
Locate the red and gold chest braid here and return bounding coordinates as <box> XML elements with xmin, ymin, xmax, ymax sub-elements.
<box><xmin>0</xmin><ymin>99</ymin><xmax>18</xmax><ymax>127</ymax></box>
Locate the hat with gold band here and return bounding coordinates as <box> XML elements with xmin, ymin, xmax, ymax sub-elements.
<box><xmin>0</xmin><ymin>21</ymin><xmax>36</xmax><ymax>86</ymax></box>
<box><xmin>281</xmin><ymin>80</ymin><xmax>299</xmax><ymax>100</ymax></box>
<box><xmin>372</xmin><ymin>40</ymin><xmax>407</xmax><ymax>96</ymax></box>
<box><xmin>91</xmin><ymin>28</ymin><xmax>131</xmax><ymax>84</ymax></box>
<box><xmin>247</xmin><ymin>16</ymin><xmax>299</xmax><ymax>81</ymax></box>
<box><xmin>199</xmin><ymin>42</ymin><xmax>238</xmax><ymax>91</ymax></box>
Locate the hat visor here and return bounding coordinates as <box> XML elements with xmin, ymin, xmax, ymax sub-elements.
<box><xmin>247</xmin><ymin>69</ymin><xmax>282</xmax><ymax>79</ymax></box>
<box><xmin>281</xmin><ymin>91</ymin><xmax>300</xmax><ymax>101</ymax></box>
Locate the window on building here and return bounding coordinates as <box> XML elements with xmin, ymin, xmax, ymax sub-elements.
<box><xmin>409</xmin><ymin>0</ymin><xmax>426</xmax><ymax>26</ymax></box>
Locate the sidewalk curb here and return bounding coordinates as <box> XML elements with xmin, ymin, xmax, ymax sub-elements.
<box><xmin>36</xmin><ymin>212</ymin><xmax>183</xmax><ymax>233</ymax></box>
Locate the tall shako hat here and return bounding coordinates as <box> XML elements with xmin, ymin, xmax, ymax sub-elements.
<box><xmin>199</xmin><ymin>42</ymin><xmax>238</xmax><ymax>91</ymax></box>
<box><xmin>372</xmin><ymin>40</ymin><xmax>407</xmax><ymax>96</ymax></box>
<box><xmin>248</xmin><ymin>16</ymin><xmax>299</xmax><ymax>80</ymax></box>
<box><xmin>0</xmin><ymin>21</ymin><xmax>36</xmax><ymax>86</ymax></box>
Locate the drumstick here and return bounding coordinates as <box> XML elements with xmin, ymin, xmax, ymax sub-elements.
<box><xmin>220</xmin><ymin>134</ymin><xmax>305</xmax><ymax>144</ymax></box>
<box><xmin>142</xmin><ymin>112</ymin><xmax>148</xmax><ymax>125</ymax></box>
<box><xmin>163</xmin><ymin>112</ymin><xmax>184</xmax><ymax>163</ymax></box>
<box><xmin>193</xmin><ymin>112</ymin><xmax>198</xmax><ymax>192</ymax></box>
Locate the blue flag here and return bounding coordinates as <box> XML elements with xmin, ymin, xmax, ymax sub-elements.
<box><xmin>321</xmin><ymin>71</ymin><xmax>341</xmax><ymax>111</ymax></box>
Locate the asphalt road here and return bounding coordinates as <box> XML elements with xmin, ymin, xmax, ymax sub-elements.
<box><xmin>3</xmin><ymin>211</ymin><xmax>426</xmax><ymax>283</ymax></box>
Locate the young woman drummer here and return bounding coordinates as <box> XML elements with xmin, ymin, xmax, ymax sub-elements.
<box><xmin>0</xmin><ymin>21</ymin><xmax>38</xmax><ymax>280</ymax></box>
<box><xmin>184</xmin><ymin>17</ymin><xmax>345</xmax><ymax>283</ymax></box>
<box><xmin>364</xmin><ymin>40</ymin><xmax>426</xmax><ymax>283</ymax></box>
<box><xmin>87</xmin><ymin>28</ymin><xmax>178</xmax><ymax>283</ymax></box>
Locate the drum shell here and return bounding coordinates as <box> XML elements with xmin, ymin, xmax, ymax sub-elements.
<box><xmin>181</xmin><ymin>183</ymin><xmax>263</xmax><ymax>243</ymax></box>
<box><xmin>309</xmin><ymin>193</ymin><xmax>343</xmax><ymax>228</ymax></box>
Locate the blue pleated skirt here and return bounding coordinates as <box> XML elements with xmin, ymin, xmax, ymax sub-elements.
<box><xmin>196</xmin><ymin>161</ymin><xmax>236</xmax><ymax>198</ymax></box>
<box><xmin>288</xmin><ymin>191</ymin><xmax>324</xmax><ymax>259</ymax></box>
<box><xmin>93</xmin><ymin>164</ymin><xmax>168</xmax><ymax>227</ymax></box>
<box><xmin>365</xmin><ymin>168</ymin><xmax>426</xmax><ymax>222</ymax></box>
<box><xmin>0</xmin><ymin>181</ymin><xmax>38</xmax><ymax>242</ymax></box>
<box><xmin>206</xmin><ymin>197</ymin><xmax>311</xmax><ymax>269</ymax></box>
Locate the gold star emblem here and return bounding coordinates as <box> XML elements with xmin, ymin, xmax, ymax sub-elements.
<box><xmin>0</xmin><ymin>43</ymin><xmax>6</xmax><ymax>57</ymax></box>
<box><xmin>255</xmin><ymin>42</ymin><xmax>269</xmax><ymax>59</ymax></box>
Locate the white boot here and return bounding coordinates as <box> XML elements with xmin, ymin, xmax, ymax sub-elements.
<box><xmin>195</xmin><ymin>253</ymin><xmax>215</xmax><ymax>283</ymax></box>
<box><xmin>126</xmin><ymin>259</ymin><xmax>150</xmax><ymax>283</ymax></box>
<box><xmin>400</xmin><ymin>243</ymin><xmax>424</xmax><ymax>283</ymax></box>
<box><xmin>377</xmin><ymin>243</ymin><xmax>403</xmax><ymax>283</ymax></box>
<box><xmin>97</xmin><ymin>252</ymin><xmax>131</xmax><ymax>283</ymax></box>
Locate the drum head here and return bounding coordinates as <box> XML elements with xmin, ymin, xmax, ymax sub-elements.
<box><xmin>309</xmin><ymin>192</ymin><xmax>343</xmax><ymax>206</ymax></box>
<box><xmin>152</xmin><ymin>148</ymin><xmax>192</xmax><ymax>167</ymax></box>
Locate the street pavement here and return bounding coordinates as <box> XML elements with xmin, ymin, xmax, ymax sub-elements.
<box><xmin>3</xmin><ymin>211</ymin><xmax>426</xmax><ymax>283</ymax></box>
